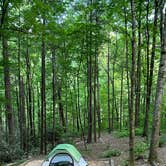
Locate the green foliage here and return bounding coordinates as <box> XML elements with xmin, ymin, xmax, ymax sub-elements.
<box><xmin>0</xmin><ymin>142</ymin><xmax>24</xmax><ymax>163</ymax></box>
<box><xmin>101</xmin><ymin>149</ymin><xmax>121</xmax><ymax>158</ymax></box>
<box><xmin>113</xmin><ymin>130</ymin><xmax>129</xmax><ymax>138</ymax></box>
<box><xmin>46</xmin><ymin>125</ymin><xmax>64</xmax><ymax>144</ymax></box>
<box><xmin>135</xmin><ymin>128</ymin><xmax>143</xmax><ymax>136</ymax></box>
<box><xmin>159</xmin><ymin>136</ymin><xmax>166</xmax><ymax>147</ymax></box>
<box><xmin>134</xmin><ymin>141</ymin><xmax>149</xmax><ymax>159</ymax></box>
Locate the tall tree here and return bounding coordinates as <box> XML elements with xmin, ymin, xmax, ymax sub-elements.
<box><xmin>135</xmin><ymin>0</ymin><xmax>142</xmax><ymax>127</ymax></box>
<box><xmin>51</xmin><ymin>47</ymin><xmax>56</xmax><ymax>146</ymax></box>
<box><xmin>40</xmin><ymin>18</ymin><xmax>47</xmax><ymax>155</ymax></box>
<box><xmin>25</xmin><ymin>38</ymin><xmax>34</xmax><ymax>144</ymax></box>
<box><xmin>129</xmin><ymin>0</ymin><xmax>136</xmax><ymax>165</ymax></box>
<box><xmin>107</xmin><ymin>38</ymin><xmax>111</xmax><ymax>133</ymax></box>
<box><xmin>149</xmin><ymin>1</ymin><xmax>166</xmax><ymax>164</ymax></box>
<box><xmin>143</xmin><ymin>0</ymin><xmax>160</xmax><ymax>137</ymax></box>
<box><xmin>87</xmin><ymin>0</ymin><xmax>93</xmax><ymax>143</ymax></box>
<box><xmin>1</xmin><ymin>0</ymin><xmax>14</xmax><ymax>144</ymax></box>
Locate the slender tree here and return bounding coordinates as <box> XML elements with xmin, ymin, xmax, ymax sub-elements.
<box><xmin>129</xmin><ymin>0</ymin><xmax>136</xmax><ymax>165</ymax></box>
<box><xmin>135</xmin><ymin>0</ymin><xmax>142</xmax><ymax>127</ymax></box>
<box><xmin>107</xmin><ymin>38</ymin><xmax>111</xmax><ymax>133</ymax></box>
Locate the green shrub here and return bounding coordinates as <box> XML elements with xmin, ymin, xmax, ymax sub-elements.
<box><xmin>101</xmin><ymin>149</ymin><xmax>121</xmax><ymax>158</ymax></box>
<box><xmin>113</xmin><ymin>130</ymin><xmax>129</xmax><ymax>138</ymax></box>
<box><xmin>159</xmin><ymin>136</ymin><xmax>166</xmax><ymax>147</ymax></box>
<box><xmin>0</xmin><ymin>142</ymin><xmax>24</xmax><ymax>163</ymax></box>
<box><xmin>135</xmin><ymin>128</ymin><xmax>143</xmax><ymax>136</ymax></box>
<box><xmin>134</xmin><ymin>141</ymin><xmax>149</xmax><ymax>159</ymax></box>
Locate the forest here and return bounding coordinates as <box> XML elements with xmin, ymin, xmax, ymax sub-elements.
<box><xmin>0</xmin><ymin>0</ymin><xmax>166</xmax><ymax>166</ymax></box>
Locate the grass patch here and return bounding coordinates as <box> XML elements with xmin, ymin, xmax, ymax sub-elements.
<box><xmin>101</xmin><ymin>149</ymin><xmax>121</xmax><ymax>158</ymax></box>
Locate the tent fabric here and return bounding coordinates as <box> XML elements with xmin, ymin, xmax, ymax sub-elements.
<box><xmin>46</xmin><ymin>144</ymin><xmax>82</xmax><ymax>162</ymax></box>
<box><xmin>42</xmin><ymin>144</ymin><xmax>88</xmax><ymax>166</ymax></box>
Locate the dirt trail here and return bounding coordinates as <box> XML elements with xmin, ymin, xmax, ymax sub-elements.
<box><xmin>19</xmin><ymin>133</ymin><xmax>166</xmax><ymax>166</ymax></box>
<box><xmin>20</xmin><ymin>159</ymin><xmax>110</xmax><ymax>166</ymax></box>
<box><xmin>20</xmin><ymin>159</ymin><xmax>43</xmax><ymax>166</ymax></box>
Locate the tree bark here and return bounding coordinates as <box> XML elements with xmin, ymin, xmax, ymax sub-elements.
<box><xmin>2</xmin><ymin>33</ymin><xmax>14</xmax><ymax>145</ymax></box>
<box><xmin>149</xmin><ymin>1</ymin><xmax>166</xmax><ymax>164</ymax></box>
<box><xmin>40</xmin><ymin>31</ymin><xmax>47</xmax><ymax>154</ymax></box>
<box><xmin>20</xmin><ymin>77</ymin><xmax>27</xmax><ymax>151</ymax></box>
<box><xmin>107</xmin><ymin>39</ymin><xmax>111</xmax><ymax>133</ymax></box>
<box><xmin>120</xmin><ymin>67</ymin><xmax>124</xmax><ymax>131</ymax></box>
<box><xmin>135</xmin><ymin>0</ymin><xmax>142</xmax><ymax>127</ymax></box>
<box><xmin>87</xmin><ymin>0</ymin><xmax>93</xmax><ymax>143</ymax></box>
<box><xmin>129</xmin><ymin>0</ymin><xmax>136</xmax><ymax>165</ymax></box>
<box><xmin>58</xmin><ymin>82</ymin><xmax>65</xmax><ymax>130</ymax></box>
<box><xmin>51</xmin><ymin>47</ymin><xmax>56</xmax><ymax>146</ymax></box>
<box><xmin>143</xmin><ymin>0</ymin><xmax>159</xmax><ymax>137</ymax></box>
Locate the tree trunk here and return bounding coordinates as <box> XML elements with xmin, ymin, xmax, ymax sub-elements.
<box><xmin>129</xmin><ymin>0</ymin><xmax>136</xmax><ymax>165</ymax></box>
<box><xmin>120</xmin><ymin>67</ymin><xmax>124</xmax><ymax>131</ymax></box>
<box><xmin>40</xmin><ymin>31</ymin><xmax>47</xmax><ymax>154</ymax></box>
<box><xmin>143</xmin><ymin>0</ymin><xmax>159</xmax><ymax>137</ymax></box>
<box><xmin>135</xmin><ymin>0</ymin><xmax>142</xmax><ymax>127</ymax></box>
<box><xmin>2</xmin><ymin>33</ymin><xmax>14</xmax><ymax>145</ymax></box>
<box><xmin>37</xmin><ymin>84</ymin><xmax>41</xmax><ymax>145</ymax></box>
<box><xmin>87</xmin><ymin>0</ymin><xmax>93</xmax><ymax>143</ymax></box>
<box><xmin>107</xmin><ymin>39</ymin><xmax>111</xmax><ymax>133</ymax></box>
<box><xmin>58</xmin><ymin>83</ymin><xmax>65</xmax><ymax>130</ymax></box>
<box><xmin>25</xmin><ymin>39</ymin><xmax>34</xmax><ymax>144</ymax></box>
<box><xmin>94</xmin><ymin>47</ymin><xmax>97</xmax><ymax>142</ymax></box>
<box><xmin>97</xmin><ymin>52</ymin><xmax>101</xmax><ymax>138</ymax></box>
<box><xmin>149</xmin><ymin>3</ymin><xmax>166</xmax><ymax>163</ymax></box>
<box><xmin>20</xmin><ymin>77</ymin><xmax>27</xmax><ymax>151</ymax></box>
<box><xmin>51</xmin><ymin>47</ymin><xmax>56</xmax><ymax>146</ymax></box>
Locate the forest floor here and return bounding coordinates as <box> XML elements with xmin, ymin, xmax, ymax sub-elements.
<box><xmin>18</xmin><ymin>133</ymin><xmax>166</xmax><ymax>166</ymax></box>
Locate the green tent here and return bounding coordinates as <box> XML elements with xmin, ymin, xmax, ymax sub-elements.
<box><xmin>46</xmin><ymin>144</ymin><xmax>82</xmax><ymax>162</ymax></box>
<box><xmin>42</xmin><ymin>144</ymin><xmax>87</xmax><ymax>166</ymax></box>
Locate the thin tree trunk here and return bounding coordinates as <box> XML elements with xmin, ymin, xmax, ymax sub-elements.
<box><xmin>112</xmin><ymin>61</ymin><xmax>115</xmax><ymax>131</ymax></box>
<box><xmin>37</xmin><ymin>84</ymin><xmax>40</xmax><ymax>146</ymax></box>
<box><xmin>20</xmin><ymin>77</ymin><xmax>27</xmax><ymax>152</ymax></box>
<box><xmin>120</xmin><ymin>67</ymin><xmax>124</xmax><ymax>131</ymax></box>
<box><xmin>129</xmin><ymin>0</ymin><xmax>136</xmax><ymax>165</ymax></box>
<box><xmin>107</xmin><ymin>39</ymin><xmax>111</xmax><ymax>133</ymax></box>
<box><xmin>87</xmin><ymin>0</ymin><xmax>93</xmax><ymax>142</ymax></box>
<box><xmin>97</xmin><ymin>53</ymin><xmax>101</xmax><ymax>138</ymax></box>
<box><xmin>135</xmin><ymin>0</ymin><xmax>142</xmax><ymax>127</ymax></box>
<box><xmin>40</xmin><ymin>28</ymin><xmax>47</xmax><ymax>154</ymax></box>
<box><xmin>25</xmin><ymin>38</ymin><xmax>33</xmax><ymax>144</ymax></box>
<box><xmin>94</xmin><ymin>47</ymin><xmax>97</xmax><ymax>142</ymax></box>
<box><xmin>77</xmin><ymin>74</ymin><xmax>87</xmax><ymax>149</ymax></box>
<box><xmin>58</xmin><ymin>83</ymin><xmax>65</xmax><ymax>130</ymax></box>
<box><xmin>51</xmin><ymin>47</ymin><xmax>56</xmax><ymax>146</ymax></box>
<box><xmin>124</xmin><ymin>6</ymin><xmax>130</xmax><ymax>127</ymax></box>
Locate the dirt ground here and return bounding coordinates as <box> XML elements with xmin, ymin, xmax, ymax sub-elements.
<box><xmin>19</xmin><ymin>133</ymin><xmax>166</xmax><ymax>166</ymax></box>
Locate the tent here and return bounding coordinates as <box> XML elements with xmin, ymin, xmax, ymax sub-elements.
<box><xmin>42</xmin><ymin>144</ymin><xmax>88</xmax><ymax>166</ymax></box>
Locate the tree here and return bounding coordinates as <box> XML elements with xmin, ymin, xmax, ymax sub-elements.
<box><xmin>129</xmin><ymin>0</ymin><xmax>136</xmax><ymax>165</ymax></box>
<box><xmin>1</xmin><ymin>0</ymin><xmax>14</xmax><ymax>145</ymax></box>
<box><xmin>149</xmin><ymin>1</ymin><xmax>166</xmax><ymax>164</ymax></box>
<box><xmin>143</xmin><ymin>0</ymin><xmax>160</xmax><ymax>137</ymax></box>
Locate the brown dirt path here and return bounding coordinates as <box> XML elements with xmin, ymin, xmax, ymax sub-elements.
<box><xmin>18</xmin><ymin>133</ymin><xmax>166</xmax><ymax>166</ymax></box>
